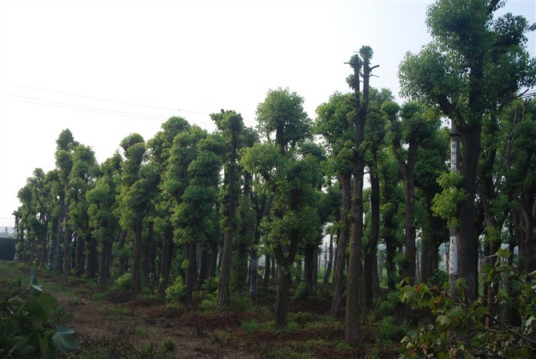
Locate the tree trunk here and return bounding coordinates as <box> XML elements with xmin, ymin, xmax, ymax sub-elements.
<box><xmin>275</xmin><ymin>266</ymin><xmax>292</xmax><ymax>327</ymax></box>
<box><xmin>323</xmin><ymin>232</ymin><xmax>334</xmax><ymax>284</ymax></box>
<box><xmin>249</xmin><ymin>249</ymin><xmax>258</xmax><ymax>299</ymax></box>
<box><xmin>304</xmin><ymin>243</ymin><xmax>315</xmax><ymax>291</ymax></box>
<box><xmin>130</xmin><ymin>217</ymin><xmax>143</xmax><ymax>292</ymax></box>
<box><xmin>62</xmin><ymin>203</ymin><xmax>72</xmax><ymax>275</ymax></box>
<box><xmin>86</xmin><ymin>236</ymin><xmax>97</xmax><ymax>278</ymax></box>
<box><xmin>54</xmin><ymin>195</ymin><xmax>65</xmax><ymax>273</ymax></box>
<box><xmin>157</xmin><ymin>227</ymin><xmax>173</xmax><ymax>297</ymax></box>
<box><xmin>331</xmin><ymin>173</ymin><xmax>351</xmax><ymax>319</ymax></box>
<box><xmin>458</xmin><ymin>124</ymin><xmax>482</xmax><ymax>301</ymax></box>
<box><xmin>184</xmin><ymin>241</ymin><xmax>196</xmax><ymax>306</ymax></box>
<box><xmin>263</xmin><ymin>254</ymin><xmax>271</xmax><ymax>290</ymax></box>
<box><xmin>117</xmin><ymin>229</ymin><xmax>127</xmax><ymax>277</ymax></box>
<box><xmin>218</xmin><ymin>131</ymin><xmax>238</xmax><ymax>310</ymax></box>
<box><xmin>74</xmin><ymin>235</ymin><xmax>85</xmax><ymax>277</ymax></box>
<box><xmin>519</xmin><ymin>189</ymin><xmax>536</xmax><ymax>273</ymax></box>
<box><xmin>99</xmin><ymin>236</ymin><xmax>112</xmax><ymax>285</ymax></box>
<box><xmin>236</xmin><ymin>241</ymin><xmax>248</xmax><ymax>292</ymax></box>
<box><xmin>364</xmin><ymin>168</ymin><xmax>381</xmax><ymax>308</ymax></box>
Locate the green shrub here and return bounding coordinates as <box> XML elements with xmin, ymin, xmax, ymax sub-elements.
<box><xmin>377</xmin><ymin>315</ymin><xmax>406</xmax><ymax>343</ymax></box>
<box><xmin>428</xmin><ymin>269</ymin><xmax>448</xmax><ymax>287</ymax></box>
<box><xmin>399</xmin><ymin>249</ymin><xmax>536</xmax><ymax>358</ymax></box>
<box><xmin>116</xmin><ymin>272</ymin><xmax>132</xmax><ymax>290</ymax></box>
<box><xmin>377</xmin><ymin>290</ymin><xmax>401</xmax><ymax>317</ymax></box>
<box><xmin>288</xmin><ymin>311</ymin><xmax>315</xmax><ymax>327</ymax></box>
<box><xmin>199</xmin><ymin>293</ymin><xmax>217</xmax><ymax>310</ymax></box>
<box><xmin>231</xmin><ymin>294</ymin><xmax>252</xmax><ymax>312</ymax></box>
<box><xmin>293</xmin><ymin>282</ymin><xmax>312</xmax><ymax>300</ymax></box>
<box><xmin>241</xmin><ymin>319</ymin><xmax>260</xmax><ymax>332</ymax></box>
<box><xmin>165</xmin><ymin>275</ymin><xmax>187</xmax><ymax>303</ymax></box>
<box><xmin>0</xmin><ymin>273</ymin><xmax>78</xmax><ymax>358</ymax></box>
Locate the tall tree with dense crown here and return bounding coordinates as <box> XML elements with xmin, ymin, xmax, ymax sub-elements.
<box><xmin>242</xmin><ymin>88</ymin><xmax>316</xmax><ymax>327</ymax></box>
<box><xmin>315</xmin><ymin>92</ymin><xmax>354</xmax><ymax>319</ymax></box>
<box><xmin>399</xmin><ymin>0</ymin><xmax>536</xmax><ymax>300</ymax></box>
<box><xmin>345</xmin><ymin>46</ymin><xmax>378</xmax><ymax>346</ymax></box>
<box><xmin>211</xmin><ymin>110</ymin><xmax>244</xmax><ymax>310</ymax></box>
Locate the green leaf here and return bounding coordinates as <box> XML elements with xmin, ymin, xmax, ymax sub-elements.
<box><xmin>52</xmin><ymin>325</ymin><xmax>79</xmax><ymax>354</ymax></box>
<box><xmin>436</xmin><ymin>314</ymin><xmax>451</xmax><ymax>327</ymax></box>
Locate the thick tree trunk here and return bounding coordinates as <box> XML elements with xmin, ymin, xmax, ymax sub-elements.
<box><xmin>86</xmin><ymin>236</ymin><xmax>97</xmax><ymax>278</ymax></box>
<box><xmin>304</xmin><ymin>243</ymin><xmax>315</xmax><ymax>291</ymax></box>
<box><xmin>331</xmin><ymin>173</ymin><xmax>351</xmax><ymax>319</ymax></box>
<box><xmin>142</xmin><ymin>223</ymin><xmax>155</xmax><ymax>288</ymax></box>
<box><xmin>99</xmin><ymin>237</ymin><xmax>112</xmax><ymax>285</ymax></box>
<box><xmin>218</xmin><ymin>131</ymin><xmax>238</xmax><ymax>310</ymax></box>
<box><xmin>263</xmin><ymin>254</ymin><xmax>271</xmax><ymax>290</ymax></box>
<box><xmin>74</xmin><ymin>236</ymin><xmax>85</xmax><ymax>277</ymax></box>
<box><xmin>323</xmin><ymin>232</ymin><xmax>334</xmax><ymax>284</ymax></box>
<box><xmin>346</xmin><ymin>164</ymin><xmax>364</xmax><ymax>346</ymax></box>
<box><xmin>62</xmin><ymin>203</ymin><xmax>72</xmax><ymax>275</ymax></box>
<box><xmin>458</xmin><ymin>124</ymin><xmax>482</xmax><ymax>301</ymax></box>
<box><xmin>117</xmin><ymin>229</ymin><xmax>127</xmax><ymax>277</ymax></box>
<box><xmin>364</xmin><ymin>168</ymin><xmax>381</xmax><ymax>308</ymax></box>
<box><xmin>236</xmin><ymin>241</ymin><xmax>248</xmax><ymax>292</ymax></box>
<box><xmin>157</xmin><ymin>227</ymin><xmax>173</xmax><ymax>297</ymax></box>
<box><xmin>275</xmin><ymin>267</ymin><xmax>292</xmax><ymax>327</ymax></box>
<box><xmin>249</xmin><ymin>249</ymin><xmax>258</xmax><ymax>298</ymax></box>
<box><xmin>54</xmin><ymin>197</ymin><xmax>65</xmax><ymax>272</ymax></box>
<box><xmin>130</xmin><ymin>217</ymin><xmax>143</xmax><ymax>292</ymax></box>
<box><xmin>184</xmin><ymin>241</ymin><xmax>197</xmax><ymax>306</ymax></box>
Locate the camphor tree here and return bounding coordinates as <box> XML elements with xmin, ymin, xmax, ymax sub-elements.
<box><xmin>87</xmin><ymin>153</ymin><xmax>122</xmax><ymax>285</ymax></box>
<box><xmin>383</xmin><ymin>101</ymin><xmax>438</xmax><ymax>283</ymax></box>
<box><xmin>346</xmin><ymin>46</ymin><xmax>378</xmax><ymax>346</ymax></box>
<box><xmin>242</xmin><ymin>87</ymin><xmax>319</xmax><ymax>327</ymax></box>
<box><xmin>399</xmin><ymin>0</ymin><xmax>536</xmax><ymax>300</ymax></box>
<box><xmin>147</xmin><ymin>117</ymin><xmax>191</xmax><ymax>297</ymax></box>
<box><xmin>210</xmin><ymin>110</ymin><xmax>244</xmax><ymax>310</ymax></box>
<box><xmin>314</xmin><ymin>91</ymin><xmax>354</xmax><ymax>319</ymax></box>
<box><xmin>118</xmin><ymin>133</ymin><xmax>158</xmax><ymax>292</ymax></box>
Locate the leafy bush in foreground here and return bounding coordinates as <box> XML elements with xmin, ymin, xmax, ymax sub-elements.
<box><xmin>399</xmin><ymin>249</ymin><xmax>536</xmax><ymax>358</ymax></box>
<box><xmin>0</xmin><ymin>273</ymin><xmax>78</xmax><ymax>358</ymax></box>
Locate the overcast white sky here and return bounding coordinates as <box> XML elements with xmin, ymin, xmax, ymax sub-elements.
<box><xmin>0</xmin><ymin>0</ymin><xmax>534</xmax><ymax>228</ymax></box>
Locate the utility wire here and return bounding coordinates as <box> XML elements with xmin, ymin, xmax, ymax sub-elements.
<box><xmin>0</xmin><ymin>90</ymin><xmax>214</xmax><ymax>126</ymax></box>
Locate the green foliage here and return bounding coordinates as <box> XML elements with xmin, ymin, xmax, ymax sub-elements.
<box><xmin>165</xmin><ymin>275</ymin><xmax>186</xmax><ymax>303</ymax></box>
<box><xmin>432</xmin><ymin>171</ymin><xmax>467</xmax><ymax>227</ymax></box>
<box><xmin>116</xmin><ymin>273</ymin><xmax>132</xmax><ymax>290</ymax></box>
<box><xmin>199</xmin><ymin>293</ymin><xmax>217</xmax><ymax>310</ymax></box>
<box><xmin>293</xmin><ymin>282</ymin><xmax>311</xmax><ymax>301</ymax></box>
<box><xmin>241</xmin><ymin>319</ymin><xmax>260</xmax><ymax>332</ymax></box>
<box><xmin>399</xmin><ymin>249</ymin><xmax>536</xmax><ymax>358</ymax></box>
<box><xmin>231</xmin><ymin>294</ymin><xmax>253</xmax><ymax>312</ymax></box>
<box><xmin>378</xmin><ymin>316</ymin><xmax>407</xmax><ymax>344</ymax></box>
<box><xmin>0</xmin><ymin>274</ymin><xmax>78</xmax><ymax>358</ymax></box>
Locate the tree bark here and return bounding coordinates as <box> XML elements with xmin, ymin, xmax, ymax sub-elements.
<box><xmin>86</xmin><ymin>236</ymin><xmax>97</xmax><ymax>278</ymax></box>
<box><xmin>62</xmin><ymin>201</ymin><xmax>72</xmax><ymax>275</ymax></box>
<box><xmin>157</xmin><ymin>226</ymin><xmax>173</xmax><ymax>297</ymax></box>
<box><xmin>275</xmin><ymin>267</ymin><xmax>291</xmax><ymax>327</ymax></box>
<box><xmin>364</xmin><ymin>169</ymin><xmax>381</xmax><ymax>308</ymax></box>
<box><xmin>130</xmin><ymin>217</ymin><xmax>143</xmax><ymax>292</ymax></box>
<box><xmin>323</xmin><ymin>232</ymin><xmax>334</xmax><ymax>284</ymax></box>
<box><xmin>458</xmin><ymin>124</ymin><xmax>482</xmax><ymax>301</ymax></box>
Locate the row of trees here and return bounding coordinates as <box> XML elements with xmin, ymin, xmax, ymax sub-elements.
<box><xmin>12</xmin><ymin>0</ymin><xmax>535</xmax><ymax>346</ymax></box>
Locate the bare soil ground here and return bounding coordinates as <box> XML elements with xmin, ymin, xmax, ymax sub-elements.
<box><xmin>46</xmin><ymin>280</ymin><xmax>256</xmax><ymax>358</ymax></box>
<box><xmin>1</xmin><ymin>262</ymin><xmax>399</xmax><ymax>358</ymax></box>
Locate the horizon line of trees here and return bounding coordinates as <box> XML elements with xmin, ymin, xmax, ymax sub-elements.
<box><xmin>11</xmin><ymin>0</ymin><xmax>536</xmax><ymax>347</ymax></box>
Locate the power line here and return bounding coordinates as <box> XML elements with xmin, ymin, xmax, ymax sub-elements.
<box><xmin>0</xmin><ymin>90</ymin><xmax>214</xmax><ymax>126</ymax></box>
<box><xmin>0</xmin><ymin>81</ymin><xmax>181</xmax><ymax>113</ymax></box>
